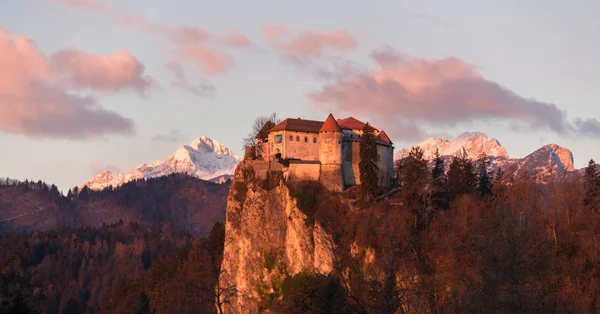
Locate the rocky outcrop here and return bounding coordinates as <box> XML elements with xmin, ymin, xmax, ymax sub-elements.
<box><xmin>219</xmin><ymin>164</ymin><xmax>335</xmax><ymax>313</ymax></box>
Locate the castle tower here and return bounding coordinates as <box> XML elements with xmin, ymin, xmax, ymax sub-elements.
<box><xmin>318</xmin><ymin>114</ymin><xmax>344</xmax><ymax>191</ymax></box>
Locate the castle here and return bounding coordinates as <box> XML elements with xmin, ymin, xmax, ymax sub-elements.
<box><xmin>252</xmin><ymin>114</ymin><xmax>394</xmax><ymax>191</ymax></box>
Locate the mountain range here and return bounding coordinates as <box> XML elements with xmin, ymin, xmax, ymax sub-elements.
<box><xmin>83</xmin><ymin>132</ymin><xmax>586</xmax><ymax>189</ymax></box>
<box><xmin>398</xmin><ymin>132</ymin><xmax>577</xmax><ymax>183</ymax></box>
<box><xmin>83</xmin><ymin>136</ymin><xmax>241</xmax><ymax>190</ymax></box>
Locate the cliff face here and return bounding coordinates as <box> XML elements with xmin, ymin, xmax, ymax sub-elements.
<box><xmin>219</xmin><ymin>165</ymin><xmax>335</xmax><ymax>313</ymax></box>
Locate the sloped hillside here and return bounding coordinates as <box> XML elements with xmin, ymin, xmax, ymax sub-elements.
<box><xmin>0</xmin><ymin>173</ymin><xmax>229</xmax><ymax>236</ymax></box>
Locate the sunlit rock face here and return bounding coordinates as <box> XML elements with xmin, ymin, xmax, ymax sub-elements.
<box><xmin>219</xmin><ymin>164</ymin><xmax>335</xmax><ymax>313</ymax></box>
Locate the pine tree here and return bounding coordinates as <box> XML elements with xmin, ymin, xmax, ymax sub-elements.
<box><xmin>584</xmin><ymin>159</ymin><xmax>600</xmax><ymax>211</ymax></box>
<box><xmin>431</xmin><ymin>149</ymin><xmax>445</xmax><ymax>183</ymax></box>
<box><xmin>400</xmin><ymin>147</ymin><xmax>429</xmax><ymax>209</ymax></box>
<box><xmin>399</xmin><ymin>146</ymin><xmax>429</xmax><ymax>230</ymax></box>
<box><xmin>447</xmin><ymin>154</ymin><xmax>476</xmax><ymax>201</ymax></box>
<box><xmin>431</xmin><ymin>149</ymin><xmax>448</xmax><ymax>210</ymax></box>
<box><xmin>359</xmin><ymin>123</ymin><xmax>380</xmax><ymax>199</ymax></box>
<box><xmin>476</xmin><ymin>153</ymin><xmax>493</xmax><ymax>198</ymax></box>
<box><xmin>492</xmin><ymin>167</ymin><xmax>505</xmax><ymax>197</ymax></box>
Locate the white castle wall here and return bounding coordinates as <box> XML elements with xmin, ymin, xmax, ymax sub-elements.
<box><xmin>268</xmin><ymin>131</ymin><xmax>319</xmax><ymax>161</ymax></box>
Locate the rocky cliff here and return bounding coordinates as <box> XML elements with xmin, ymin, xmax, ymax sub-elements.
<box><xmin>219</xmin><ymin>164</ymin><xmax>336</xmax><ymax>313</ymax></box>
<box><xmin>218</xmin><ymin>161</ymin><xmax>416</xmax><ymax>313</ymax></box>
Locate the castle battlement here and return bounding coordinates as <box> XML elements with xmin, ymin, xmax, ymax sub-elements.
<box><xmin>253</xmin><ymin>114</ymin><xmax>394</xmax><ymax>191</ymax></box>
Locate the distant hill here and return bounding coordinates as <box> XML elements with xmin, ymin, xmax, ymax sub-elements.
<box><xmin>0</xmin><ymin>173</ymin><xmax>229</xmax><ymax>236</ymax></box>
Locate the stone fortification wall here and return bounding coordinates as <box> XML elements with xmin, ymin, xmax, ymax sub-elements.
<box><xmin>377</xmin><ymin>144</ymin><xmax>394</xmax><ymax>187</ymax></box>
<box><xmin>342</xmin><ymin>141</ymin><xmax>394</xmax><ymax>188</ymax></box>
<box><xmin>241</xmin><ymin>160</ymin><xmax>285</xmax><ymax>180</ymax></box>
<box><xmin>320</xmin><ymin>164</ymin><xmax>343</xmax><ymax>192</ymax></box>
<box><xmin>342</xmin><ymin>141</ymin><xmax>360</xmax><ymax>187</ymax></box>
<box><xmin>287</xmin><ymin>162</ymin><xmax>321</xmax><ymax>181</ymax></box>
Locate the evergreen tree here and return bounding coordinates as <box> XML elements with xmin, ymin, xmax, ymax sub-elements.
<box><xmin>447</xmin><ymin>154</ymin><xmax>476</xmax><ymax>201</ymax></box>
<box><xmin>400</xmin><ymin>147</ymin><xmax>429</xmax><ymax>209</ymax></box>
<box><xmin>431</xmin><ymin>149</ymin><xmax>445</xmax><ymax>183</ymax></box>
<box><xmin>133</xmin><ymin>292</ymin><xmax>154</xmax><ymax>314</ymax></box>
<box><xmin>359</xmin><ymin>123</ymin><xmax>380</xmax><ymax>199</ymax></box>
<box><xmin>476</xmin><ymin>153</ymin><xmax>493</xmax><ymax>198</ymax></box>
<box><xmin>584</xmin><ymin>159</ymin><xmax>600</xmax><ymax>211</ymax></box>
<box><xmin>492</xmin><ymin>167</ymin><xmax>505</xmax><ymax>197</ymax></box>
<box><xmin>431</xmin><ymin>149</ymin><xmax>448</xmax><ymax>210</ymax></box>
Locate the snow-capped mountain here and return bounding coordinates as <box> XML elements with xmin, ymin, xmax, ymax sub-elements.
<box><xmin>395</xmin><ymin>132</ymin><xmax>508</xmax><ymax>160</ymax></box>
<box><xmin>83</xmin><ymin>136</ymin><xmax>242</xmax><ymax>190</ymax></box>
<box><xmin>396</xmin><ymin>132</ymin><xmax>576</xmax><ymax>183</ymax></box>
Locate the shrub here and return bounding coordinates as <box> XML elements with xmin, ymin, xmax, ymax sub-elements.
<box><xmin>241</xmin><ymin>165</ymin><xmax>256</xmax><ymax>183</ymax></box>
<box><xmin>288</xmin><ymin>181</ymin><xmax>323</xmax><ymax>226</ymax></box>
<box><xmin>262</xmin><ymin>171</ymin><xmax>283</xmax><ymax>191</ymax></box>
<box><xmin>232</xmin><ymin>181</ymin><xmax>248</xmax><ymax>206</ymax></box>
<box><xmin>263</xmin><ymin>251</ymin><xmax>276</xmax><ymax>271</ymax></box>
<box><xmin>277</xmin><ymin>270</ymin><xmax>349</xmax><ymax>313</ymax></box>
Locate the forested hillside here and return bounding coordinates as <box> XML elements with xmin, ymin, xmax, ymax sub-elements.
<box><xmin>0</xmin><ymin>173</ymin><xmax>229</xmax><ymax>236</ymax></box>
<box><xmin>0</xmin><ymin>221</ymin><xmax>225</xmax><ymax>313</ymax></box>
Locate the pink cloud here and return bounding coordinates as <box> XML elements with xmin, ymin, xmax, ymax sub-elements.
<box><xmin>0</xmin><ymin>29</ymin><xmax>134</xmax><ymax>139</ymax></box>
<box><xmin>222</xmin><ymin>31</ymin><xmax>253</xmax><ymax>48</ymax></box>
<box><xmin>262</xmin><ymin>24</ymin><xmax>358</xmax><ymax>58</ymax></box>
<box><xmin>308</xmin><ymin>45</ymin><xmax>600</xmax><ymax>140</ymax></box>
<box><xmin>174</xmin><ymin>44</ymin><xmax>234</xmax><ymax>75</ymax></box>
<box><xmin>53</xmin><ymin>0</ymin><xmax>106</xmax><ymax>12</ymax></box>
<box><xmin>52</xmin><ymin>0</ymin><xmax>253</xmax><ymax>76</ymax></box>
<box><xmin>50</xmin><ymin>49</ymin><xmax>154</xmax><ymax>92</ymax></box>
<box><xmin>167</xmin><ymin>62</ymin><xmax>216</xmax><ymax>98</ymax></box>
<box><xmin>114</xmin><ymin>14</ymin><xmax>249</xmax><ymax>75</ymax></box>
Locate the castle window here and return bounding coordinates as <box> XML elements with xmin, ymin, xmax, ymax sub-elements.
<box><xmin>289</xmin><ymin>135</ymin><xmax>293</xmax><ymax>141</ymax></box>
<box><xmin>275</xmin><ymin>134</ymin><xmax>282</xmax><ymax>143</ymax></box>
<box><xmin>313</xmin><ymin>137</ymin><xmax>317</xmax><ymax>143</ymax></box>
<box><xmin>304</xmin><ymin>136</ymin><xmax>308</xmax><ymax>142</ymax></box>
<box><xmin>296</xmin><ymin>136</ymin><xmax>300</xmax><ymax>141</ymax></box>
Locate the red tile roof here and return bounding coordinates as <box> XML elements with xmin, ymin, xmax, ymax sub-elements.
<box><xmin>255</xmin><ymin>120</ymin><xmax>277</xmax><ymax>139</ymax></box>
<box><xmin>336</xmin><ymin>117</ymin><xmax>378</xmax><ymax>131</ymax></box>
<box><xmin>376</xmin><ymin>130</ymin><xmax>393</xmax><ymax>145</ymax></box>
<box><xmin>268</xmin><ymin>118</ymin><xmax>323</xmax><ymax>133</ymax></box>
<box><xmin>319</xmin><ymin>114</ymin><xmax>342</xmax><ymax>132</ymax></box>
<box><xmin>267</xmin><ymin>115</ymin><xmax>380</xmax><ymax>134</ymax></box>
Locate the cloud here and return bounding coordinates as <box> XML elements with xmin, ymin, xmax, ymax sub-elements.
<box><xmin>574</xmin><ymin>118</ymin><xmax>600</xmax><ymax>136</ymax></box>
<box><xmin>263</xmin><ymin>25</ymin><xmax>358</xmax><ymax>59</ymax></box>
<box><xmin>53</xmin><ymin>1</ymin><xmax>253</xmax><ymax>76</ymax></box>
<box><xmin>53</xmin><ymin>0</ymin><xmax>106</xmax><ymax>12</ymax></box>
<box><xmin>308</xmin><ymin>45</ymin><xmax>600</xmax><ymax>140</ymax></box>
<box><xmin>168</xmin><ymin>62</ymin><xmax>216</xmax><ymax>98</ymax></box>
<box><xmin>115</xmin><ymin>16</ymin><xmax>244</xmax><ymax>74</ymax></box>
<box><xmin>152</xmin><ymin>128</ymin><xmax>187</xmax><ymax>143</ymax></box>
<box><xmin>0</xmin><ymin>29</ymin><xmax>134</xmax><ymax>139</ymax></box>
<box><xmin>311</xmin><ymin>57</ymin><xmax>366</xmax><ymax>81</ymax></box>
<box><xmin>369</xmin><ymin>44</ymin><xmax>404</xmax><ymax>68</ymax></box>
<box><xmin>50</xmin><ymin>49</ymin><xmax>154</xmax><ymax>93</ymax></box>
<box><xmin>262</xmin><ymin>25</ymin><xmax>362</xmax><ymax>82</ymax></box>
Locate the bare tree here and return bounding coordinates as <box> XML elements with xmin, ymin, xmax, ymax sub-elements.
<box><xmin>243</xmin><ymin>113</ymin><xmax>280</xmax><ymax>159</ymax></box>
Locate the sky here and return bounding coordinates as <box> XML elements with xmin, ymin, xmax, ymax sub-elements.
<box><xmin>1</xmin><ymin>0</ymin><xmax>599</xmax><ymax>191</ymax></box>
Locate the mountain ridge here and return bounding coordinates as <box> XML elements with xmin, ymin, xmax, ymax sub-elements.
<box><xmin>396</xmin><ymin>132</ymin><xmax>577</xmax><ymax>183</ymax></box>
<box><xmin>83</xmin><ymin>136</ymin><xmax>241</xmax><ymax>190</ymax></box>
